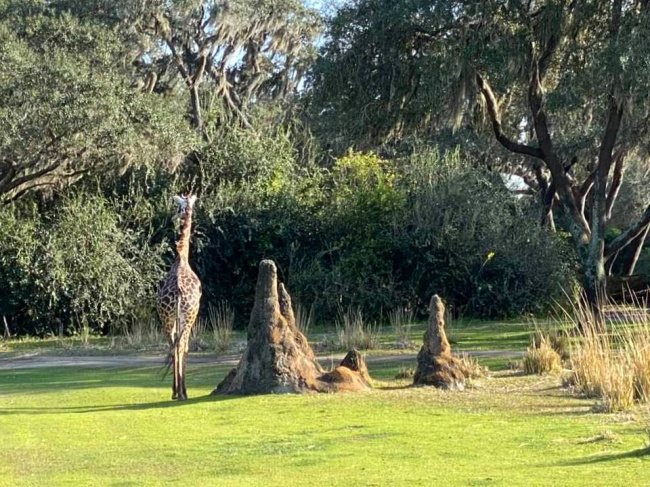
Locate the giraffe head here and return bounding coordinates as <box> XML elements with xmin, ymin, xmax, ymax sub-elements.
<box><xmin>173</xmin><ymin>194</ymin><xmax>197</xmax><ymax>219</ymax></box>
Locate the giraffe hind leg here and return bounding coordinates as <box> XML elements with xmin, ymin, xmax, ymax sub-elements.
<box><xmin>172</xmin><ymin>335</ymin><xmax>180</xmax><ymax>400</ymax></box>
<box><xmin>177</xmin><ymin>349</ymin><xmax>187</xmax><ymax>401</ymax></box>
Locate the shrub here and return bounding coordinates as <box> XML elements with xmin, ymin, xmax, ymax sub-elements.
<box><xmin>401</xmin><ymin>147</ymin><xmax>575</xmax><ymax>319</ymax></box>
<box><xmin>0</xmin><ymin>195</ymin><xmax>165</xmax><ymax>336</ymax></box>
<box><xmin>3</xmin><ymin>124</ymin><xmax>577</xmax><ymax>335</ymax></box>
<box><xmin>162</xmin><ymin>141</ymin><xmax>574</xmax><ymax>324</ymax></box>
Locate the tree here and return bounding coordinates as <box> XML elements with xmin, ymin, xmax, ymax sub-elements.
<box><xmin>0</xmin><ymin>2</ymin><xmax>197</xmax><ymax>203</ymax></box>
<box><xmin>310</xmin><ymin>0</ymin><xmax>650</xmax><ymax>311</ymax></box>
<box><xmin>56</xmin><ymin>0</ymin><xmax>322</xmax><ymax>132</ymax></box>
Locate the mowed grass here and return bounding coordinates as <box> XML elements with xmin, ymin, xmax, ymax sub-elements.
<box><xmin>1</xmin><ymin>358</ymin><xmax>650</xmax><ymax>486</ymax></box>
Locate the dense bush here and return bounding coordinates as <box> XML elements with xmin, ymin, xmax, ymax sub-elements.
<box><xmin>0</xmin><ymin>195</ymin><xmax>165</xmax><ymax>336</ymax></box>
<box><xmin>400</xmin><ymin>149</ymin><xmax>576</xmax><ymax>318</ymax></box>
<box><xmin>166</xmin><ymin>135</ymin><xmax>575</xmax><ymax>324</ymax></box>
<box><xmin>0</xmin><ymin>121</ymin><xmax>576</xmax><ymax>334</ymax></box>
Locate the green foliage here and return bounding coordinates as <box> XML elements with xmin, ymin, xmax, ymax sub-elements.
<box><xmin>310</xmin><ymin>0</ymin><xmax>650</xmax><ymax>159</ymax></box>
<box><xmin>55</xmin><ymin>0</ymin><xmax>322</xmax><ymax>130</ymax></box>
<box><xmin>0</xmin><ymin>196</ymin><xmax>165</xmax><ymax>335</ymax></box>
<box><xmin>401</xmin><ymin>148</ymin><xmax>575</xmax><ymax>317</ymax></box>
<box><xmin>0</xmin><ymin>1</ymin><xmax>197</xmax><ymax>202</ymax></box>
<box><xmin>0</xmin><ymin>0</ymin><xmax>584</xmax><ymax>334</ymax></box>
<box><xmin>149</xmin><ymin>128</ymin><xmax>574</xmax><ymax>323</ymax></box>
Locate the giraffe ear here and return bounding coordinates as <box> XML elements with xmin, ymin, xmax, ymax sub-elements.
<box><xmin>188</xmin><ymin>194</ymin><xmax>197</xmax><ymax>207</ymax></box>
<box><xmin>173</xmin><ymin>195</ymin><xmax>184</xmax><ymax>206</ymax></box>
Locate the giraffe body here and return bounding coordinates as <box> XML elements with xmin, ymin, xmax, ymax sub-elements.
<box><xmin>157</xmin><ymin>194</ymin><xmax>202</xmax><ymax>400</ymax></box>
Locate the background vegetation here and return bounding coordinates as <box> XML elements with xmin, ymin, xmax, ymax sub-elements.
<box><xmin>2</xmin><ymin>0</ymin><xmax>649</xmax><ymax>337</ymax></box>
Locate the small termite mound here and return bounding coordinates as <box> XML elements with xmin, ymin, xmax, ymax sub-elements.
<box><xmin>413</xmin><ymin>294</ymin><xmax>466</xmax><ymax>390</ymax></box>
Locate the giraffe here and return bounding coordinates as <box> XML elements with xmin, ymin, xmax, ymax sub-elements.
<box><xmin>157</xmin><ymin>194</ymin><xmax>202</xmax><ymax>400</ymax></box>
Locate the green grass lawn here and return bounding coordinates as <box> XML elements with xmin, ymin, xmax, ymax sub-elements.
<box><xmin>1</xmin><ymin>358</ymin><xmax>649</xmax><ymax>486</ymax></box>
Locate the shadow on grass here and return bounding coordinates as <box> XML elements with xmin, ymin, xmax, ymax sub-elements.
<box><xmin>550</xmin><ymin>447</ymin><xmax>650</xmax><ymax>466</ymax></box>
<box><xmin>0</xmin><ymin>364</ymin><xmax>233</xmax><ymax>395</ymax></box>
<box><xmin>375</xmin><ymin>384</ymin><xmax>411</xmax><ymax>391</ymax></box>
<box><xmin>0</xmin><ymin>392</ymin><xmax>243</xmax><ymax>415</ymax></box>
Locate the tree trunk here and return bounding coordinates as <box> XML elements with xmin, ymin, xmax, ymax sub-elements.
<box><xmin>605</xmin><ymin>251</ymin><xmax>618</xmax><ymax>276</ymax></box>
<box><xmin>190</xmin><ymin>85</ymin><xmax>202</xmax><ymax>130</ymax></box>
<box><xmin>2</xmin><ymin>316</ymin><xmax>10</xmax><ymax>340</ymax></box>
<box><xmin>581</xmin><ymin>247</ymin><xmax>606</xmax><ymax>328</ymax></box>
<box><xmin>621</xmin><ymin>225</ymin><xmax>649</xmax><ymax>276</ymax></box>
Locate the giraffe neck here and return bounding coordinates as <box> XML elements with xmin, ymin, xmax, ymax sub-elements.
<box><xmin>175</xmin><ymin>209</ymin><xmax>193</xmax><ymax>263</ymax></box>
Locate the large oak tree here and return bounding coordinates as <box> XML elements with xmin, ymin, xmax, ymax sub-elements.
<box><xmin>310</xmin><ymin>0</ymin><xmax>650</xmax><ymax>310</ymax></box>
<box><xmin>0</xmin><ymin>1</ymin><xmax>197</xmax><ymax>204</ymax></box>
<box><xmin>56</xmin><ymin>0</ymin><xmax>322</xmax><ymax>132</ymax></box>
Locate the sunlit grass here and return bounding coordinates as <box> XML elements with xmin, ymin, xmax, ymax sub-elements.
<box><xmin>1</xmin><ymin>362</ymin><xmax>650</xmax><ymax>486</ymax></box>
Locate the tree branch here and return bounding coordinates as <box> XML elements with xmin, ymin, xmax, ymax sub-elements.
<box><xmin>413</xmin><ymin>17</ymin><xmax>477</xmax><ymax>42</ymax></box>
<box><xmin>0</xmin><ymin>161</ymin><xmax>62</xmax><ymax>196</ymax></box>
<box><xmin>606</xmin><ymin>205</ymin><xmax>650</xmax><ymax>257</ymax></box>
<box><xmin>605</xmin><ymin>150</ymin><xmax>626</xmax><ymax>219</ymax></box>
<box><xmin>0</xmin><ymin>160</ymin><xmax>16</xmax><ymax>194</ymax></box>
<box><xmin>580</xmin><ymin>167</ymin><xmax>597</xmax><ymax>197</ymax></box>
<box><xmin>475</xmin><ymin>74</ymin><xmax>544</xmax><ymax>159</ymax></box>
<box><xmin>528</xmin><ymin>67</ymin><xmax>590</xmax><ymax>240</ymax></box>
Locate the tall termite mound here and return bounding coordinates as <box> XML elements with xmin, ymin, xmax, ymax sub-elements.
<box><xmin>413</xmin><ymin>294</ymin><xmax>466</xmax><ymax>390</ymax></box>
<box><xmin>213</xmin><ymin>260</ymin><xmax>371</xmax><ymax>395</ymax></box>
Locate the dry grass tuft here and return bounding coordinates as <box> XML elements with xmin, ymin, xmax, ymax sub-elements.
<box><xmin>123</xmin><ymin>314</ymin><xmax>164</xmax><ymax>349</ymax></box>
<box><xmin>336</xmin><ymin>306</ymin><xmax>380</xmax><ymax>350</ymax></box>
<box><xmin>561</xmin><ymin>297</ymin><xmax>650</xmax><ymax>412</ymax></box>
<box><xmin>189</xmin><ymin>317</ymin><xmax>208</xmax><ymax>352</ymax></box>
<box><xmin>207</xmin><ymin>301</ymin><xmax>235</xmax><ymax>353</ymax></box>
<box><xmin>522</xmin><ymin>335</ymin><xmax>562</xmax><ymax>375</ymax></box>
<box><xmin>457</xmin><ymin>353</ymin><xmax>488</xmax><ymax>379</ymax></box>
<box><xmin>295</xmin><ymin>302</ymin><xmax>314</xmax><ymax>337</ymax></box>
<box><xmin>395</xmin><ymin>366</ymin><xmax>415</xmax><ymax>379</ymax></box>
<box><xmin>389</xmin><ymin>307</ymin><xmax>415</xmax><ymax>348</ymax></box>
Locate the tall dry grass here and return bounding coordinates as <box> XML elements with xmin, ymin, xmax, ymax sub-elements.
<box><xmin>123</xmin><ymin>314</ymin><xmax>165</xmax><ymax>349</ymax></box>
<box><xmin>336</xmin><ymin>306</ymin><xmax>380</xmax><ymax>350</ymax></box>
<box><xmin>389</xmin><ymin>307</ymin><xmax>414</xmax><ymax>348</ymax></box>
<box><xmin>561</xmin><ymin>297</ymin><xmax>650</xmax><ymax>412</ymax></box>
<box><xmin>522</xmin><ymin>334</ymin><xmax>562</xmax><ymax>375</ymax></box>
<box><xmin>189</xmin><ymin>316</ymin><xmax>207</xmax><ymax>352</ymax></box>
<box><xmin>207</xmin><ymin>301</ymin><xmax>235</xmax><ymax>353</ymax></box>
<box><xmin>295</xmin><ymin>302</ymin><xmax>314</xmax><ymax>337</ymax></box>
<box><xmin>457</xmin><ymin>352</ymin><xmax>488</xmax><ymax>379</ymax></box>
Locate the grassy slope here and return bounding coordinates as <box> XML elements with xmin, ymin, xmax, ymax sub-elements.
<box><xmin>1</xmin><ymin>360</ymin><xmax>649</xmax><ymax>486</ymax></box>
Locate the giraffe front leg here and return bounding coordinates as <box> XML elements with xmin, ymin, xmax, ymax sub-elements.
<box><xmin>182</xmin><ymin>352</ymin><xmax>188</xmax><ymax>399</ymax></box>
